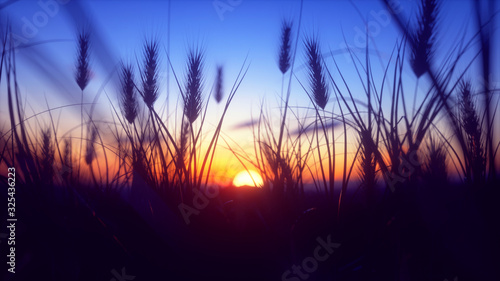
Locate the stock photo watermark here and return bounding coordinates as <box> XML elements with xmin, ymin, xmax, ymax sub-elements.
<box><xmin>213</xmin><ymin>0</ymin><xmax>242</xmax><ymax>21</ymax></box>
<box><xmin>383</xmin><ymin>144</ymin><xmax>425</xmax><ymax>192</ymax></box>
<box><xmin>338</xmin><ymin>0</ymin><xmax>403</xmax><ymax>63</ymax></box>
<box><xmin>53</xmin><ymin>162</ymin><xmax>73</xmax><ymax>183</ymax></box>
<box><xmin>110</xmin><ymin>267</ymin><xmax>135</xmax><ymax>281</ymax></box>
<box><xmin>282</xmin><ymin>234</ymin><xmax>340</xmax><ymax>281</ymax></box>
<box><xmin>476</xmin><ymin>72</ymin><xmax>500</xmax><ymax>89</ymax></box>
<box><xmin>6</xmin><ymin>167</ymin><xmax>16</xmax><ymax>274</ymax></box>
<box><xmin>8</xmin><ymin>0</ymin><xmax>71</xmax><ymax>50</ymax></box>
<box><xmin>178</xmin><ymin>185</ymin><xmax>220</xmax><ymax>224</ymax></box>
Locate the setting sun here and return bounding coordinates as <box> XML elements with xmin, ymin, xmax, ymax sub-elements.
<box><xmin>232</xmin><ymin>170</ymin><xmax>264</xmax><ymax>187</ymax></box>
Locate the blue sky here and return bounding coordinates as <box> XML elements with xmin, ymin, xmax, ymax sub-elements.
<box><xmin>1</xmin><ymin>0</ymin><xmax>485</xmax><ymax>113</ymax></box>
<box><xmin>1</xmin><ymin>0</ymin><xmax>498</xmax><ymax>181</ymax></box>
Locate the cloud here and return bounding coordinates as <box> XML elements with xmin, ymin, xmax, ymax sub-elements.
<box><xmin>230</xmin><ymin>119</ymin><xmax>259</xmax><ymax>130</ymax></box>
<box><xmin>291</xmin><ymin>120</ymin><xmax>343</xmax><ymax>135</ymax></box>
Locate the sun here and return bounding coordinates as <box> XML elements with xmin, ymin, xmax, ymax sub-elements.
<box><xmin>233</xmin><ymin>170</ymin><xmax>264</xmax><ymax>187</ymax></box>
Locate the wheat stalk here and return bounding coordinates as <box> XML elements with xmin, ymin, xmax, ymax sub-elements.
<box><xmin>184</xmin><ymin>47</ymin><xmax>204</xmax><ymax>124</ymax></box>
<box><xmin>120</xmin><ymin>63</ymin><xmax>138</xmax><ymax>124</ymax></box>
<box><xmin>85</xmin><ymin>125</ymin><xmax>97</xmax><ymax>166</ymax></box>
<box><xmin>40</xmin><ymin>128</ymin><xmax>54</xmax><ymax>186</ymax></box>
<box><xmin>410</xmin><ymin>0</ymin><xmax>439</xmax><ymax>78</ymax></box>
<box><xmin>75</xmin><ymin>29</ymin><xmax>91</xmax><ymax>181</ymax></box>
<box><xmin>459</xmin><ymin>80</ymin><xmax>485</xmax><ymax>184</ymax></box>
<box><xmin>304</xmin><ymin>36</ymin><xmax>329</xmax><ymax>110</ymax></box>
<box><xmin>141</xmin><ymin>39</ymin><xmax>160</xmax><ymax>108</ymax></box>
<box><xmin>214</xmin><ymin>65</ymin><xmax>223</xmax><ymax>104</ymax></box>
<box><xmin>423</xmin><ymin>133</ymin><xmax>447</xmax><ymax>184</ymax></box>
<box><xmin>278</xmin><ymin>19</ymin><xmax>293</xmax><ymax>75</ymax></box>
<box><xmin>75</xmin><ymin>29</ymin><xmax>90</xmax><ymax>91</ymax></box>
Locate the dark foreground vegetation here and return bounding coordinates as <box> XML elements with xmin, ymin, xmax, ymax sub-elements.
<box><xmin>3</xmin><ymin>181</ymin><xmax>499</xmax><ymax>280</ymax></box>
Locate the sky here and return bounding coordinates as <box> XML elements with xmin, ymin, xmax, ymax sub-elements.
<box><xmin>1</xmin><ymin>0</ymin><xmax>498</xmax><ymax>184</ymax></box>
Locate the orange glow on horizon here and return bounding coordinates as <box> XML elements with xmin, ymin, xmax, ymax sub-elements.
<box><xmin>232</xmin><ymin>170</ymin><xmax>264</xmax><ymax>187</ymax></box>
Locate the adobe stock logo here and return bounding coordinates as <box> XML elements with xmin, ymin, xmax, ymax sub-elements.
<box><xmin>9</xmin><ymin>0</ymin><xmax>71</xmax><ymax>50</ymax></box>
<box><xmin>382</xmin><ymin>141</ymin><xmax>425</xmax><ymax>192</ymax></box>
<box><xmin>282</xmin><ymin>234</ymin><xmax>341</xmax><ymax>281</ymax></box>
<box><xmin>110</xmin><ymin>267</ymin><xmax>135</xmax><ymax>281</ymax></box>
<box><xmin>338</xmin><ymin>0</ymin><xmax>403</xmax><ymax>63</ymax></box>
<box><xmin>178</xmin><ymin>185</ymin><xmax>220</xmax><ymax>225</ymax></box>
<box><xmin>213</xmin><ymin>0</ymin><xmax>242</xmax><ymax>21</ymax></box>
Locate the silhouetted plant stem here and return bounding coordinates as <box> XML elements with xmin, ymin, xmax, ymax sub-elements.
<box><xmin>140</xmin><ymin>38</ymin><xmax>169</xmax><ymax>189</ymax></box>
<box><xmin>278</xmin><ymin>19</ymin><xmax>293</xmax><ymax>117</ymax></box>
<box><xmin>7</xmin><ymin>38</ymin><xmax>38</xmax><ymax>184</ymax></box>
<box><xmin>303</xmin><ymin>35</ymin><xmax>332</xmax><ymax>199</ymax></box>
<box><xmin>78</xmin><ymin>90</ymin><xmax>83</xmax><ymax>181</ymax></box>
<box><xmin>75</xmin><ymin>29</ymin><xmax>90</xmax><ymax>182</ymax></box>
<box><xmin>473</xmin><ymin>0</ymin><xmax>496</xmax><ymax>181</ymax></box>
<box><xmin>381</xmin><ymin>0</ymin><xmax>472</xmax><ymax>185</ymax></box>
<box><xmin>276</xmin><ymin>0</ymin><xmax>303</xmax><ymax>196</ymax></box>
